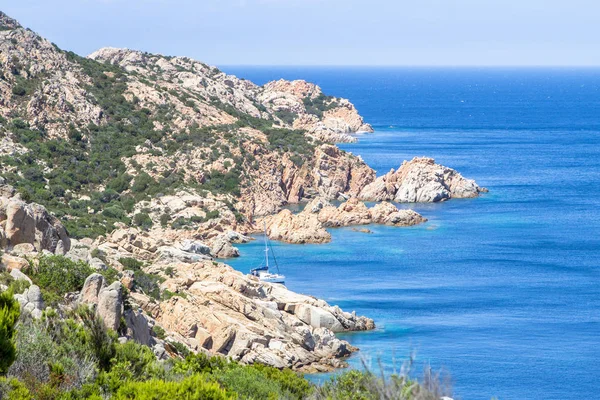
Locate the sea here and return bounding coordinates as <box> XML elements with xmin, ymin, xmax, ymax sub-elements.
<box><xmin>219</xmin><ymin>66</ymin><xmax>600</xmax><ymax>400</ymax></box>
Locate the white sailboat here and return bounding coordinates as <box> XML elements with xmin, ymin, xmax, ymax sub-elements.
<box><xmin>250</xmin><ymin>224</ymin><xmax>285</xmax><ymax>284</ymax></box>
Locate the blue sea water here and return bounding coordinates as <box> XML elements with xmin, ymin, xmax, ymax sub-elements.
<box><xmin>220</xmin><ymin>67</ymin><xmax>600</xmax><ymax>400</ymax></box>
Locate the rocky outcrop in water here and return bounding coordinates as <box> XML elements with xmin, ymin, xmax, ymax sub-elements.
<box><xmin>359</xmin><ymin>157</ymin><xmax>488</xmax><ymax>203</ymax></box>
<box><xmin>262</xmin><ymin>197</ymin><xmax>426</xmax><ymax>244</ymax></box>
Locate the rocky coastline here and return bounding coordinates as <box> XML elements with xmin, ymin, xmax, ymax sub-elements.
<box><xmin>0</xmin><ymin>9</ymin><xmax>487</xmax><ymax>376</ymax></box>
<box><xmin>261</xmin><ymin>197</ymin><xmax>427</xmax><ymax>244</ymax></box>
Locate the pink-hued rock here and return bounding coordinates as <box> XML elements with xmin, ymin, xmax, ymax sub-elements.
<box><xmin>359</xmin><ymin>157</ymin><xmax>488</xmax><ymax>203</ymax></box>
<box><xmin>261</xmin><ymin>197</ymin><xmax>426</xmax><ymax>244</ymax></box>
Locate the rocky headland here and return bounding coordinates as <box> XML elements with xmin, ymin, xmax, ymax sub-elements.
<box><xmin>359</xmin><ymin>157</ymin><xmax>488</xmax><ymax>203</ymax></box>
<box><xmin>0</xmin><ymin>9</ymin><xmax>487</xmax><ymax>379</ymax></box>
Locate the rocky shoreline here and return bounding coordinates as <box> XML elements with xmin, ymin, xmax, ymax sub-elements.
<box><xmin>261</xmin><ymin>197</ymin><xmax>427</xmax><ymax>244</ymax></box>
<box><xmin>1</xmin><ymin>183</ymin><xmax>375</xmax><ymax>372</ymax></box>
<box><xmin>0</xmin><ymin>9</ymin><xmax>488</xmax><ymax>375</ymax></box>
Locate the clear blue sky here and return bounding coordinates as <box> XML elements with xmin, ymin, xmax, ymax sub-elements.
<box><xmin>3</xmin><ymin>0</ymin><xmax>599</xmax><ymax>66</ymax></box>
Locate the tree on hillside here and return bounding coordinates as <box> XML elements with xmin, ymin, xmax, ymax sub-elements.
<box><xmin>0</xmin><ymin>290</ymin><xmax>20</xmax><ymax>374</ymax></box>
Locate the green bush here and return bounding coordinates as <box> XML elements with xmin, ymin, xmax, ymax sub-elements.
<box><xmin>118</xmin><ymin>257</ymin><xmax>144</xmax><ymax>270</ymax></box>
<box><xmin>114</xmin><ymin>374</ymin><xmax>233</xmax><ymax>400</ymax></box>
<box><xmin>102</xmin><ymin>205</ymin><xmax>126</xmax><ymax>219</ymax></box>
<box><xmin>131</xmin><ymin>173</ymin><xmax>157</xmax><ymax>194</ymax></box>
<box><xmin>151</xmin><ymin>325</ymin><xmax>166</xmax><ymax>340</ymax></box>
<box><xmin>107</xmin><ymin>174</ymin><xmax>132</xmax><ymax>193</ymax></box>
<box><xmin>173</xmin><ymin>354</ymin><xmax>311</xmax><ymax>400</ymax></box>
<box><xmin>274</xmin><ymin>109</ymin><xmax>298</xmax><ymax>125</ymax></box>
<box><xmin>159</xmin><ymin>213</ymin><xmax>170</xmax><ymax>226</ymax></box>
<box><xmin>214</xmin><ymin>364</ymin><xmax>311</xmax><ymax>400</ymax></box>
<box><xmin>0</xmin><ymin>290</ymin><xmax>20</xmax><ymax>374</ymax></box>
<box><xmin>118</xmin><ymin>258</ymin><xmax>162</xmax><ymax>300</ymax></box>
<box><xmin>22</xmin><ymin>255</ymin><xmax>93</xmax><ymax>306</ymax></box>
<box><xmin>302</xmin><ymin>94</ymin><xmax>338</xmax><ymax>118</ymax></box>
<box><xmin>11</xmin><ymin>85</ymin><xmax>26</xmax><ymax>96</ymax></box>
<box><xmin>133</xmin><ymin>212</ymin><xmax>152</xmax><ymax>229</ymax></box>
<box><xmin>203</xmin><ymin>169</ymin><xmax>241</xmax><ymax>197</ymax></box>
<box><xmin>0</xmin><ymin>377</ymin><xmax>33</xmax><ymax>400</ymax></box>
<box><xmin>9</xmin><ymin>311</ymin><xmax>115</xmax><ymax>396</ymax></box>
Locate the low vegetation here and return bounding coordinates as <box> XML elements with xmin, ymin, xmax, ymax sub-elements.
<box><xmin>0</xmin><ymin>311</ymin><xmax>452</xmax><ymax>399</ymax></box>
<box><xmin>302</xmin><ymin>94</ymin><xmax>338</xmax><ymax>118</ymax></box>
<box><xmin>0</xmin><ymin>49</ymin><xmax>320</xmax><ymax>240</ymax></box>
<box><xmin>0</xmin><ymin>255</ymin><xmax>451</xmax><ymax>399</ymax></box>
<box><xmin>22</xmin><ymin>255</ymin><xmax>93</xmax><ymax>307</ymax></box>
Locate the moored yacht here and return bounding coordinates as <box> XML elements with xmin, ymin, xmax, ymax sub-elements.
<box><xmin>250</xmin><ymin>224</ymin><xmax>285</xmax><ymax>284</ymax></box>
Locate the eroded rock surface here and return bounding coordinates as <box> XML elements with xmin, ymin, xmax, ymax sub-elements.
<box><xmin>359</xmin><ymin>157</ymin><xmax>488</xmax><ymax>203</ymax></box>
<box><xmin>262</xmin><ymin>197</ymin><xmax>426</xmax><ymax>244</ymax></box>
<box><xmin>146</xmin><ymin>260</ymin><xmax>374</xmax><ymax>372</ymax></box>
<box><xmin>0</xmin><ymin>188</ymin><xmax>70</xmax><ymax>254</ymax></box>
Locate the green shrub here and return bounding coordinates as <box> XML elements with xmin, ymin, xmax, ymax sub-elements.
<box><xmin>263</xmin><ymin>128</ymin><xmax>315</xmax><ymax>156</ymax></box>
<box><xmin>131</xmin><ymin>173</ymin><xmax>157</xmax><ymax>194</ymax></box>
<box><xmin>0</xmin><ymin>271</ymin><xmax>13</xmax><ymax>287</ymax></box>
<box><xmin>132</xmin><ymin>212</ymin><xmax>152</xmax><ymax>229</ymax></box>
<box><xmin>111</xmin><ymin>341</ymin><xmax>161</xmax><ymax>381</ymax></box>
<box><xmin>313</xmin><ymin>366</ymin><xmax>449</xmax><ymax>400</ymax></box>
<box><xmin>102</xmin><ymin>205</ymin><xmax>126</xmax><ymax>219</ymax></box>
<box><xmin>0</xmin><ymin>290</ymin><xmax>20</xmax><ymax>374</ymax></box>
<box><xmin>8</xmin><ymin>311</ymin><xmax>101</xmax><ymax>394</ymax></box>
<box><xmin>9</xmin><ymin>279</ymin><xmax>30</xmax><ymax>295</ymax></box>
<box><xmin>302</xmin><ymin>94</ymin><xmax>338</xmax><ymax>118</ymax></box>
<box><xmin>168</xmin><ymin>341</ymin><xmax>190</xmax><ymax>358</ymax></box>
<box><xmin>151</xmin><ymin>325</ymin><xmax>165</xmax><ymax>340</ymax></box>
<box><xmin>203</xmin><ymin>169</ymin><xmax>241</xmax><ymax>197</ymax></box>
<box><xmin>245</xmin><ymin>364</ymin><xmax>312</xmax><ymax>400</ymax></box>
<box><xmin>107</xmin><ymin>174</ymin><xmax>132</xmax><ymax>193</ymax></box>
<box><xmin>11</xmin><ymin>85</ymin><xmax>26</xmax><ymax>96</ymax></box>
<box><xmin>118</xmin><ymin>258</ymin><xmax>162</xmax><ymax>300</ymax></box>
<box><xmin>0</xmin><ymin>377</ymin><xmax>33</xmax><ymax>400</ymax></box>
<box><xmin>114</xmin><ymin>374</ymin><xmax>233</xmax><ymax>400</ymax></box>
<box><xmin>214</xmin><ymin>364</ymin><xmax>311</xmax><ymax>400</ymax></box>
<box><xmin>205</xmin><ymin>209</ymin><xmax>220</xmax><ymax>220</ymax></box>
<box><xmin>22</xmin><ymin>255</ymin><xmax>93</xmax><ymax>306</ymax></box>
<box><xmin>159</xmin><ymin>213</ymin><xmax>170</xmax><ymax>227</ymax></box>
<box><xmin>173</xmin><ymin>353</ymin><xmax>228</xmax><ymax>375</ymax></box>
<box><xmin>274</xmin><ymin>109</ymin><xmax>298</xmax><ymax>125</ymax></box>
<box><xmin>118</xmin><ymin>257</ymin><xmax>144</xmax><ymax>270</ymax></box>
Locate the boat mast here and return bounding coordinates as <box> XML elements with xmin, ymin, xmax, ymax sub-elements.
<box><xmin>263</xmin><ymin>221</ymin><xmax>269</xmax><ymax>269</ymax></box>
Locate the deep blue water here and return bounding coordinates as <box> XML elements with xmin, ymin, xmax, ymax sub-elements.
<box><xmin>220</xmin><ymin>67</ymin><xmax>600</xmax><ymax>400</ymax></box>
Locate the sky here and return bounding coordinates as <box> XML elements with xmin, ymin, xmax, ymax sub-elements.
<box><xmin>2</xmin><ymin>0</ymin><xmax>599</xmax><ymax>66</ymax></box>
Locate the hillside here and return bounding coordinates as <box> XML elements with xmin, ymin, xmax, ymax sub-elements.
<box><xmin>0</xmin><ymin>10</ymin><xmax>470</xmax><ymax>398</ymax></box>
<box><xmin>0</xmin><ymin>11</ymin><xmax>378</xmax><ymax>242</ymax></box>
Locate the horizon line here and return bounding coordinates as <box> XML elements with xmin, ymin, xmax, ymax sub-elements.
<box><xmin>217</xmin><ymin>64</ymin><xmax>600</xmax><ymax>69</ymax></box>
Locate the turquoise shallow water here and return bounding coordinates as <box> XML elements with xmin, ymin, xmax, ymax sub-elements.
<box><xmin>220</xmin><ymin>67</ymin><xmax>600</xmax><ymax>400</ymax></box>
